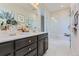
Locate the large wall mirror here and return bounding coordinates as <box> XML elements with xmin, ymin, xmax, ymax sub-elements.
<box><xmin>0</xmin><ymin>3</ymin><xmax>41</xmax><ymax>32</ymax></box>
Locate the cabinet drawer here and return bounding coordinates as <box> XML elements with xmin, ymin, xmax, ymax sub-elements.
<box><xmin>16</xmin><ymin>46</ymin><xmax>28</xmax><ymax>56</ymax></box>
<box><xmin>15</xmin><ymin>38</ymin><xmax>28</xmax><ymax>50</ymax></box>
<box><xmin>16</xmin><ymin>42</ymin><xmax>37</xmax><ymax>56</ymax></box>
<box><xmin>28</xmin><ymin>36</ymin><xmax>37</xmax><ymax>45</ymax></box>
<box><xmin>28</xmin><ymin>42</ymin><xmax>37</xmax><ymax>52</ymax></box>
<box><xmin>15</xmin><ymin>36</ymin><xmax>37</xmax><ymax>50</ymax></box>
<box><xmin>26</xmin><ymin>49</ymin><xmax>37</xmax><ymax>56</ymax></box>
<box><xmin>5</xmin><ymin>53</ymin><xmax>14</xmax><ymax>56</ymax></box>
<box><xmin>0</xmin><ymin>41</ymin><xmax>14</xmax><ymax>56</ymax></box>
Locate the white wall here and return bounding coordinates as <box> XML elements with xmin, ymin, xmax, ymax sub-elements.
<box><xmin>45</xmin><ymin>8</ymin><xmax>70</xmax><ymax>40</ymax></box>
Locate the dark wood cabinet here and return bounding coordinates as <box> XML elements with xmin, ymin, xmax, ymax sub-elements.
<box><xmin>15</xmin><ymin>36</ymin><xmax>37</xmax><ymax>50</ymax></box>
<box><xmin>3</xmin><ymin>52</ymin><xmax>14</xmax><ymax>56</ymax></box>
<box><xmin>15</xmin><ymin>46</ymin><xmax>28</xmax><ymax>56</ymax></box>
<box><xmin>26</xmin><ymin>49</ymin><xmax>37</xmax><ymax>56</ymax></box>
<box><xmin>44</xmin><ymin>37</ymin><xmax>48</xmax><ymax>53</ymax></box>
<box><xmin>0</xmin><ymin>41</ymin><xmax>14</xmax><ymax>56</ymax></box>
<box><xmin>0</xmin><ymin>33</ymin><xmax>48</xmax><ymax>56</ymax></box>
<box><xmin>38</xmin><ymin>39</ymin><xmax>44</xmax><ymax>56</ymax></box>
<box><xmin>15</xmin><ymin>37</ymin><xmax>37</xmax><ymax>56</ymax></box>
<box><xmin>37</xmin><ymin>33</ymin><xmax>48</xmax><ymax>56</ymax></box>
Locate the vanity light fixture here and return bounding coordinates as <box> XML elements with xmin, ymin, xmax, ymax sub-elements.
<box><xmin>51</xmin><ymin>17</ymin><xmax>55</xmax><ymax>20</ymax></box>
<box><xmin>60</xmin><ymin>5</ymin><xmax>64</xmax><ymax>8</ymax></box>
<box><xmin>31</xmin><ymin>3</ymin><xmax>39</xmax><ymax>10</ymax></box>
<box><xmin>51</xmin><ymin>17</ymin><xmax>57</xmax><ymax>22</ymax></box>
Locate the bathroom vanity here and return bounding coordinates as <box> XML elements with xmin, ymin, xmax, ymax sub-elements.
<box><xmin>0</xmin><ymin>32</ymin><xmax>48</xmax><ymax>56</ymax></box>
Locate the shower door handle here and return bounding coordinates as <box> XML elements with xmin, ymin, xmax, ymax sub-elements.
<box><xmin>64</xmin><ymin>33</ymin><xmax>70</xmax><ymax>37</ymax></box>
<box><xmin>64</xmin><ymin>33</ymin><xmax>71</xmax><ymax>48</ymax></box>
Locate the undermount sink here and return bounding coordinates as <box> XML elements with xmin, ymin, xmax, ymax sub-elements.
<box><xmin>9</xmin><ymin>33</ymin><xmax>16</xmax><ymax>36</ymax></box>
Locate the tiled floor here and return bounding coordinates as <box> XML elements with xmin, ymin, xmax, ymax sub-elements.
<box><xmin>44</xmin><ymin>29</ymin><xmax>79</xmax><ymax>56</ymax></box>
<box><xmin>44</xmin><ymin>34</ymin><xmax>76</xmax><ymax>56</ymax></box>
<box><xmin>44</xmin><ymin>39</ymin><xmax>71</xmax><ymax>56</ymax></box>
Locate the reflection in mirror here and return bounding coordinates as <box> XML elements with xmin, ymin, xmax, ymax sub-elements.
<box><xmin>0</xmin><ymin>5</ymin><xmax>41</xmax><ymax>33</ymax></box>
<box><xmin>0</xmin><ymin>9</ymin><xmax>17</xmax><ymax>31</ymax></box>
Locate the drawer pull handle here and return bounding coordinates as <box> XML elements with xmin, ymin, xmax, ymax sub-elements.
<box><xmin>29</xmin><ymin>40</ymin><xmax>32</xmax><ymax>43</ymax></box>
<box><xmin>29</xmin><ymin>48</ymin><xmax>32</xmax><ymax>51</ymax></box>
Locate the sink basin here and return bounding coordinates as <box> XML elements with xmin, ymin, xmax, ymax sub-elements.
<box><xmin>9</xmin><ymin>33</ymin><xmax>16</xmax><ymax>36</ymax></box>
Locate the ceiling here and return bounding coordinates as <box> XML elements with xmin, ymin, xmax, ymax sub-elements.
<box><xmin>40</xmin><ymin>3</ymin><xmax>71</xmax><ymax>13</ymax></box>
<box><xmin>6</xmin><ymin>3</ymin><xmax>71</xmax><ymax>12</ymax></box>
<box><xmin>0</xmin><ymin>3</ymin><xmax>71</xmax><ymax>11</ymax></box>
<box><xmin>0</xmin><ymin>3</ymin><xmax>71</xmax><ymax>14</ymax></box>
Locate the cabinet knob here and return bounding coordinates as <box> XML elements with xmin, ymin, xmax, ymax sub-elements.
<box><xmin>28</xmin><ymin>48</ymin><xmax>32</xmax><ymax>51</ymax></box>
<box><xmin>29</xmin><ymin>40</ymin><xmax>32</xmax><ymax>43</ymax></box>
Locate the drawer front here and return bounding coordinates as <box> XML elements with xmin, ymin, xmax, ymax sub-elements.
<box><xmin>16</xmin><ymin>42</ymin><xmax>37</xmax><ymax>56</ymax></box>
<box><xmin>0</xmin><ymin>41</ymin><xmax>14</xmax><ymax>56</ymax></box>
<box><xmin>15</xmin><ymin>38</ymin><xmax>28</xmax><ymax>50</ymax></box>
<box><xmin>8</xmin><ymin>53</ymin><xmax>14</xmax><ymax>56</ymax></box>
<box><xmin>26</xmin><ymin>49</ymin><xmax>37</xmax><ymax>56</ymax></box>
<box><xmin>28</xmin><ymin>42</ymin><xmax>37</xmax><ymax>52</ymax></box>
<box><xmin>38</xmin><ymin>33</ymin><xmax>48</xmax><ymax>40</ymax></box>
<box><xmin>16</xmin><ymin>46</ymin><xmax>28</xmax><ymax>56</ymax></box>
<box><xmin>28</xmin><ymin>36</ymin><xmax>37</xmax><ymax>45</ymax></box>
<box><xmin>5</xmin><ymin>53</ymin><xmax>14</xmax><ymax>56</ymax></box>
<box><xmin>15</xmin><ymin>36</ymin><xmax>37</xmax><ymax>50</ymax></box>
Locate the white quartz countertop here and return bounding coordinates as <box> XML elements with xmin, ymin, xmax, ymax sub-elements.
<box><xmin>0</xmin><ymin>32</ymin><xmax>47</xmax><ymax>43</ymax></box>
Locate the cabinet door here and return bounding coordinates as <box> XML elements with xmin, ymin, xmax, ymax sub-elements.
<box><xmin>26</xmin><ymin>49</ymin><xmax>37</xmax><ymax>56</ymax></box>
<box><xmin>44</xmin><ymin>37</ymin><xmax>48</xmax><ymax>53</ymax></box>
<box><xmin>38</xmin><ymin>39</ymin><xmax>44</xmax><ymax>56</ymax></box>
<box><xmin>5</xmin><ymin>53</ymin><xmax>14</xmax><ymax>56</ymax></box>
<box><xmin>16</xmin><ymin>46</ymin><xmax>28</xmax><ymax>56</ymax></box>
<box><xmin>0</xmin><ymin>41</ymin><xmax>14</xmax><ymax>56</ymax></box>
